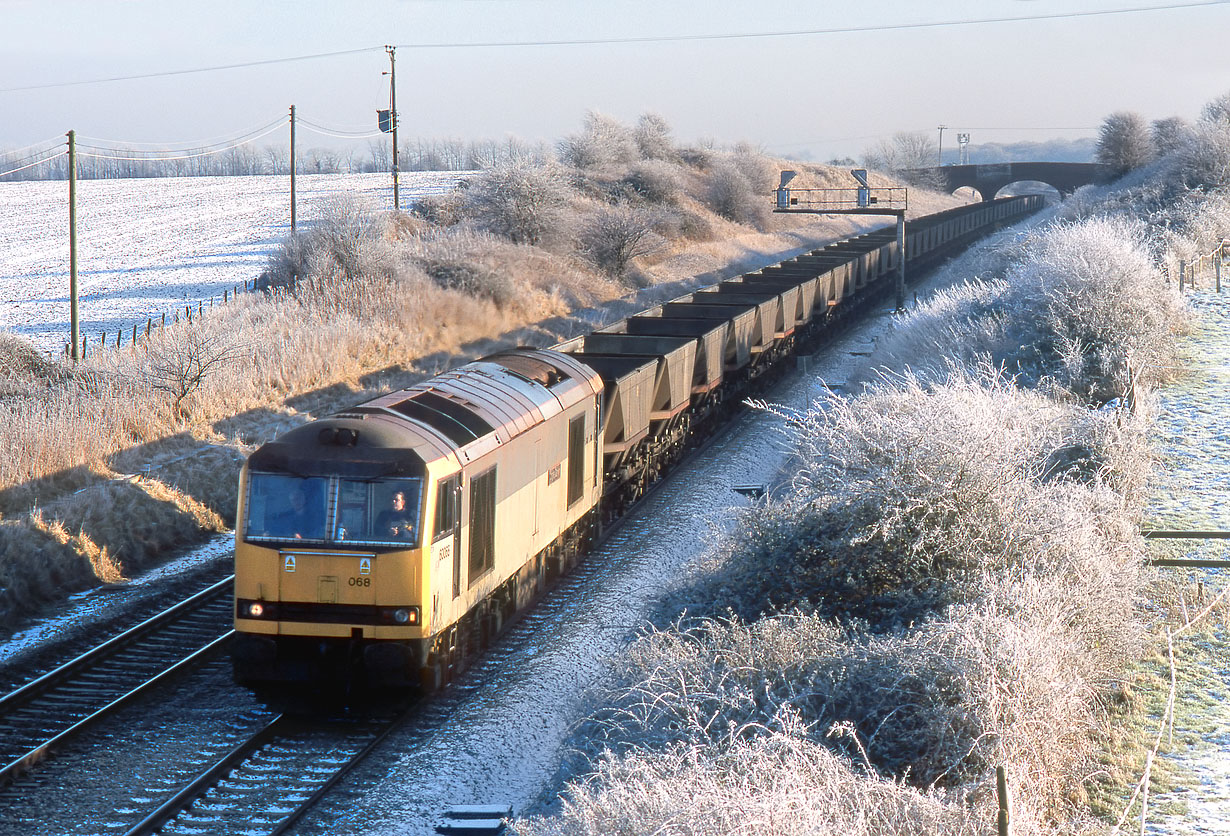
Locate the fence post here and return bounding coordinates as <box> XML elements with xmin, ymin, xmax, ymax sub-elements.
<box><xmin>132</xmin><ymin>323</ymin><xmax>138</xmax><ymax>346</ymax></box>
<box><xmin>100</xmin><ymin>331</ymin><xmax>106</xmax><ymax>348</ymax></box>
<box><xmin>1179</xmin><ymin>259</ymin><xmax>1186</xmax><ymax>293</ymax></box>
<box><xmin>81</xmin><ymin>334</ymin><xmax>87</xmax><ymax>358</ymax></box>
<box><xmin>1219</xmin><ymin>244</ymin><xmax>1224</xmax><ymax>294</ymax></box>
<box><xmin>996</xmin><ymin>765</ymin><xmax>1012</xmax><ymax>836</ymax></box>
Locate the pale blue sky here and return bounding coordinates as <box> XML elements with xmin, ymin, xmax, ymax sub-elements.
<box><xmin>2</xmin><ymin>0</ymin><xmax>1228</xmax><ymax>161</ymax></box>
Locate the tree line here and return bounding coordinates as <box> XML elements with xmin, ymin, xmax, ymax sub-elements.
<box><xmin>0</xmin><ymin>135</ymin><xmax>552</xmax><ymax>182</ymax></box>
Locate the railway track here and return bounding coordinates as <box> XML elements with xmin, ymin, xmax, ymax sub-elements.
<box><xmin>119</xmin><ymin>709</ymin><xmax>408</xmax><ymax>836</ymax></box>
<box><xmin>0</xmin><ymin>575</ymin><xmax>234</xmax><ymax>784</ymax></box>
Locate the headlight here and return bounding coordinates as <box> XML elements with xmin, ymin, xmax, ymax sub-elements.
<box><xmin>391</xmin><ymin>607</ymin><xmax>419</xmax><ymax>625</ymax></box>
<box><xmin>247</xmin><ymin>602</ymin><xmax>265</xmax><ymax>618</ymax></box>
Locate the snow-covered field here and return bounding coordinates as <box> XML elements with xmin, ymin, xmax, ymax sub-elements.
<box><xmin>0</xmin><ymin>171</ymin><xmax>465</xmax><ymax>356</ymax></box>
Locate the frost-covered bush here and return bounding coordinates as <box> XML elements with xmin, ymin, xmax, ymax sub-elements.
<box><xmin>461</xmin><ymin>161</ymin><xmax>573</xmax><ymax>246</ymax></box>
<box><xmin>873</xmin><ymin>216</ymin><xmax>1182</xmax><ymax>402</ymax></box>
<box><xmin>1096</xmin><ymin>111</ymin><xmax>1152</xmax><ymax>175</ymax></box>
<box><xmin>558</xmin><ymin>111</ymin><xmax>639</xmax><ymax>170</ymax></box>
<box><xmin>518</xmin><ymin>728</ymin><xmax>980</xmax><ymax>836</ymax></box>
<box><xmin>264</xmin><ymin>197</ymin><xmax>398</xmax><ymax>291</ymax></box>
<box><xmin>705</xmin><ymin>370</ymin><xmax>1148</xmax><ymax>627</ymax></box>
<box><xmin>632</xmin><ymin>113</ymin><xmax>678</xmax><ymax>162</ymax></box>
<box><xmin>621</xmin><ymin>159</ymin><xmax>685</xmax><ymax>203</ymax></box>
<box><xmin>548</xmin><ymin>369</ymin><xmax>1147</xmax><ymax>830</ymax></box>
<box><xmin>577</xmin><ymin>204</ymin><xmax>665</xmax><ymax>278</ymax></box>
<box><xmin>1151</xmin><ymin>116</ymin><xmax>1194</xmax><ymax>159</ymax></box>
<box><xmin>1175</xmin><ymin>119</ymin><xmax>1230</xmax><ymax>190</ymax></box>
<box><xmin>705</xmin><ymin>160</ymin><xmax>768</xmax><ymax>228</ymax></box>
<box><xmin>408</xmin><ymin>228</ymin><xmax>519</xmax><ymax>305</ymax></box>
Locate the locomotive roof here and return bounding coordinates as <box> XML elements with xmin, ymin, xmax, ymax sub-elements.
<box><xmin>247</xmin><ymin>348</ymin><xmax>602</xmax><ymax>476</ymax></box>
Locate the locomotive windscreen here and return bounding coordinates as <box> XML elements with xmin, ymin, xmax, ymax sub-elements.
<box><xmin>244</xmin><ymin>472</ymin><xmax>423</xmax><ymax>549</ymax></box>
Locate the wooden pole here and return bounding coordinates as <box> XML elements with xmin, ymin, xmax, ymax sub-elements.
<box><xmin>386</xmin><ymin>45</ymin><xmax>400</xmax><ymax>211</ymax></box>
<box><xmin>289</xmin><ymin>104</ymin><xmax>297</xmax><ymax>231</ymax></box>
<box><xmin>1179</xmin><ymin>259</ymin><xmax>1186</xmax><ymax>293</ymax></box>
<box><xmin>68</xmin><ymin>130</ymin><xmax>79</xmax><ymax>363</ymax></box>
<box><xmin>996</xmin><ymin>765</ymin><xmax>1012</xmax><ymax>836</ymax></box>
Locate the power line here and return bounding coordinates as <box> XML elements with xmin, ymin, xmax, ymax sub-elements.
<box><xmin>76</xmin><ymin>118</ymin><xmax>287</xmax><ymax>156</ymax></box>
<box><xmin>0</xmin><ymin>2</ymin><xmax>1222</xmax><ymax>94</ymax></box>
<box><xmin>297</xmin><ymin>118</ymin><xmax>385</xmax><ymax>140</ymax></box>
<box><xmin>77</xmin><ymin>118</ymin><xmax>288</xmax><ymax>152</ymax></box>
<box><xmin>390</xmin><ymin>1</ymin><xmax>1228</xmax><ymax>49</ymax></box>
<box><xmin>76</xmin><ymin>121</ymin><xmax>286</xmax><ymax>162</ymax></box>
<box><xmin>0</xmin><ymin>150</ymin><xmax>66</xmax><ymax>179</ymax></box>
<box><xmin>0</xmin><ymin>46</ymin><xmax>383</xmax><ymax>94</ymax></box>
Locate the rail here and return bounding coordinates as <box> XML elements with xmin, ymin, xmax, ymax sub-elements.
<box><xmin>0</xmin><ymin>575</ymin><xmax>234</xmax><ymax>783</ymax></box>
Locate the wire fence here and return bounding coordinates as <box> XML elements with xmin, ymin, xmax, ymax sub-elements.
<box><xmin>61</xmin><ymin>279</ymin><xmax>262</xmax><ymax>360</ymax></box>
<box><xmin>1170</xmin><ymin>239</ymin><xmax>1230</xmax><ymax>292</ymax></box>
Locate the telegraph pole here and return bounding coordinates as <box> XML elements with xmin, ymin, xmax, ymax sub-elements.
<box><xmin>68</xmin><ymin>129</ymin><xmax>79</xmax><ymax>363</ymax></box>
<box><xmin>386</xmin><ymin>45</ymin><xmax>400</xmax><ymax>211</ymax></box>
<box><xmin>289</xmin><ymin>105</ymin><xmax>297</xmax><ymax>231</ymax></box>
<box><xmin>937</xmin><ymin>125</ymin><xmax>947</xmax><ymax>167</ymax></box>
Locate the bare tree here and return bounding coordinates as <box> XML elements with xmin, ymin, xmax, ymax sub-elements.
<box><xmin>142</xmin><ymin>327</ymin><xmax>243</xmax><ymax>417</ymax></box>
<box><xmin>1150</xmin><ymin>116</ymin><xmax>1194</xmax><ymax>158</ymax></box>
<box><xmin>864</xmin><ymin>132</ymin><xmax>936</xmax><ymax>173</ymax></box>
<box><xmin>579</xmin><ymin>204</ymin><xmax>665</xmax><ymax>277</ymax></box>
<box><xmin>634</xmin><ymin>113</ymin><xmax>677</xmax><ymax>161</ymax></box>
<box><xmin>558</xmin><ymin>111</ymin><xmax>638</xmax><ymax>170</ymax></box>
<box><xmin>1201</xmin><ymin>90</ymin><xmax>1230</xmax><ymax>124</ymax></box>
<box><xmin>1095</xmin><ymin>111</ymin><xmax>1151</xmax><ymax>175</ymax></box>
<box><xmin>463</xmin><ymin>161</ymin><xmax>572</xmax><ymax>245</ymax></box>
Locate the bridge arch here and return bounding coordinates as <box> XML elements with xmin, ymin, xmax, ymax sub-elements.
<box><xmin>905</xmin><ymin>162</ymin><xmax>1110</xmax><ymax>202</ymax></box>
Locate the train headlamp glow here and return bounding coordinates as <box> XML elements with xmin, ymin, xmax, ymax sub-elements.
<box><xmin>247</xmin><ymin>602</ymin><xmax>265</xmax><ymax>618</ymax></box>
<box><xmin>392</xmin><ymin>607</ymin><xmax>419</xmax><ymax>625</ymax></box>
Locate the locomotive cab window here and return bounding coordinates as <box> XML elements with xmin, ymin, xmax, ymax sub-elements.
<box><xmin>244</xmin><ymin>473</ymin><xmax>422</xmax><ymax>549</ymax></box>
<box><xmin>432</xmin><ymin>475</ymin><xmax>460</xmax><ymax>542</ymax></box>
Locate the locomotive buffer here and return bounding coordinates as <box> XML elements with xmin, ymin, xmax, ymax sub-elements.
<box><xmin>773</xmin><ymin>169</ymin><xmax>909</xmax><ymax>311</ymax></box>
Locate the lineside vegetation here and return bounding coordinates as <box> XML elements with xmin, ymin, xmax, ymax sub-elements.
<box><xmin>0</xmin><ymin>113</ymin><xmax>961</xmax><ymax>629</ymax></box>
<box><xmin>515</xmin><ymin>92</ymin><xmax>1230</xmax><ymax>834</ymax></box>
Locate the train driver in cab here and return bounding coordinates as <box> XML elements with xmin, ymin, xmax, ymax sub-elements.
<box><xmin>274</xmin><ymin>484</ymin><xmax>324</xmax><ymax>541</ymax></box>
<box><xmin>375</xmin><ymin>490</ymin><xmax>416</xmax><ymax>541</ymax></box>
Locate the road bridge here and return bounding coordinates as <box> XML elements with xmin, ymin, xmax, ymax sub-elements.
<box><xmin>902</xmin><ymin>162</ymin><xmax>1111</xmax><ymax>201</ymax></box>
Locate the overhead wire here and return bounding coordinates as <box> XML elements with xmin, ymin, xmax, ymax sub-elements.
<box><xmin>0</xmin><ymin>150</ymin><xmax>66</xmax><ymax>179</ymax></box>
<box><xmin>75</xmin><ymin>120</ymin><xmax>286</xmax><ymax>162</ymax></box>
<box><xmin>0</xmin><ymin>2</ymin><xmax>1221</xmax><ymax>94</ymax></box>
<box><xmin>76</xmin><ymin>116</ymin><xmax>288</xmax><ymax>152</ymax></box>
<box><xmin>0</xmin><ymin>135</ymin><xmax>69</xmax><ymax>160</ymax></box>
<box><xmin>297</xmin><ymin>117</ymin><xmax>385</xmax><ymax>140</ymax></box>
<box><xmin>76</xmin><ymin>116</ymin><xmax>287</xmax><ymax>155</ymax></box>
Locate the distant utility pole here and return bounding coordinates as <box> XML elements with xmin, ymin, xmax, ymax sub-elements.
<box><xmin>68</xmin><ymin>129</ymin><xmax>79</xmax><ymax>363</ymax></box>
<box><xmin>289</xmin><ymin>104</ymin><xmax>297</xmax><ymax>231</ymax></box>
<box><xmin>385</xmin><ymin>45</ymin><xmax>400</xmax><ymax>211</ymax></box>
<box><xmin>937</xmin><ymin>125</ymin><xmax>947</xmax><ymax>167</ymax></box>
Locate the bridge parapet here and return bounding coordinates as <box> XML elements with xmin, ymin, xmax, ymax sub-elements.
<box><xmin>901</xmin><ymin>162</ymin><xmax>1111</xmax><ymax>201</ymax></box>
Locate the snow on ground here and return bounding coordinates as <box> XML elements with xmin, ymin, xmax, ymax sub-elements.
<box><xmin>0</xmin><ymin>171</ymin><xmax>465</xmax><ymax>356</ymax></box>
